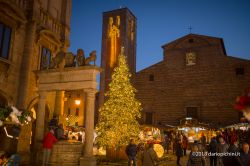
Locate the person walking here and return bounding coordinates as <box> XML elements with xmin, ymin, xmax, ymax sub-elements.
<box><xmin>216</xmin><ymin>136</ymin><xmax>229</xmax><ymax>166</ymax></box>
<box><xmin>209</xmin><ymin>137</ymin><xmax>217</xmax><ymax>166</ymax></box>
<box><xmin>42</xmin><ymin>129</ymin><xmax>58</xmax><ymax>166</ymax></box>
<box><xmin>136</xmin><ymin>143</ymin><xmax>145</xmax><ymax>166</ymax></box>
<box><xmin>163</xmin><ymin>133</ymin><xmax>170</xmax><ymax>154</ymax></box>
<box><xmin>239</xmin><ymin>143</ymin><xmax>250</xmax><ymax>166</ymax></box>
<box><xmin>49</xmin><ymin>116</ymin><xmax>58</xmax><ymax>129</ymax></box>
<box><xmin>55</xmin><ymin>124</ymin><xmax>65</xmax><ymax>140</ymax></box>
<box><xmin>200</xmin><ymin>133</ymin><xmax>207</xmax><ymax>151</ymax></box>
<box><xmin>176</xmin><ymin>139</ymin><xmax>183</xmax><ymax>166</ymax></box>
<box><xmin>126</xmin><ymin>139</ymin><xmax>137</xmax><ymax>166</ymax></box>
<box><xmin>142</xmin><ymin>144</ymin><xmax>158</xmax><ymax>166</ymax></box>
<box><xmin>172</xmin><ymin>132</ymin><xmax>176</xmax><ymax>154</ymax></box>
<box><xmin>223</xmin><ymin>140</ymin><xmax>241</xmax><ymax>166</ymax></box>
<box><xmin>182</xmin><ymin>134</ymin><xmax>188</xmax><ymax>156</ymax></box>
<box><xmin>187</xmin><ymin>144</ymin><xmax>205</xmax><ymax>166</ymax></box>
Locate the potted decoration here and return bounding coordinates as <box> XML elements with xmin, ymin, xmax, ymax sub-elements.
<box><xmin>0</xmin><ymin>106</ymin><xmax>31</xmax><ymax>126</ymax></box>
<box><xmin>0</xmin><ymin>106</ymin><xmax>32</xmax><ymax>154</ymax></box>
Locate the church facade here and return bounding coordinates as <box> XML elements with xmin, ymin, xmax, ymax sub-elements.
<box><xmin>134</xmin><ymin>34</ymin><xmax>250</xmax><ymax>127</ymax></box>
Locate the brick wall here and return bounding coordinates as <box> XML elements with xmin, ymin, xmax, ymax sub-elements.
<box><xmin>134</xmin><ymin>34</ymin><xmax>250</xmax><ymax>127</ymax></box>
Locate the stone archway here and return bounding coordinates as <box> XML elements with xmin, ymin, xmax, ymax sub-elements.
<box><xmin>34</xmin><ymin>66</ymin><xmax>100</xmax><ymax>166</ymax></box>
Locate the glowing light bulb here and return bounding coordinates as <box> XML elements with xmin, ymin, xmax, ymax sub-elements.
<box><xmin>75</xmin><ymin>99</ymin><xmax>81</xmax><ymax>105</ymax></box>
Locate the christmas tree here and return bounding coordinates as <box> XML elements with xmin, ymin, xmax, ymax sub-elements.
<box><xmin>97</xmin><ymin>47</ymin><xmax>142</xmax><ymax>148</ymax></box>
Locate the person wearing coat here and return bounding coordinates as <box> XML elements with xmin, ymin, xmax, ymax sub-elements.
<box><xmin>176</xmin><ymin>139</ymin><xmax>183</xmax><ymax>166</ymax></box>
<box><xmin>223</xmin><ymin>141</ymin><xmax>241</xmax><ymax>166</ymax></box>
<box><xmin>182</xmin><ymin>135</ymin><xmax>188</xmax><ymax>156</ymax></box>
<box><xmin>209</xmin><ymin>137</ymin><xmax>217</xmax><ymax>166</ymax></box>
<box><xmin>126</xmin><ymin>139</ymin><xmax>138</xmax><ymax>166</ymax></box>
<box><xmin>216</xmin><ymin>136</ymin><xmax>229</xmax><ymax>166</ymax></box>
<box><xmin>136</xmin><ymin>143</ymin><xmax>145</xmax><ymax>166</ymax></box>
<box><xmin>42</xmin><ymin>129</ymin><xmax>58</xmax><ymax>166</ymax></box>
<box><xmin>239</xmin><ymin>143</ymin><xmax>250</xmax><ymax>166</ymax></box>
<box><xmin>142</xmin><ymin>144</ymin><xmax>158</xmax><ymax>166</ymax></box>
<box><xmin>187</xmin><ymin>144</ymin><xmax>205</xmax><ymax>166</ymax></box>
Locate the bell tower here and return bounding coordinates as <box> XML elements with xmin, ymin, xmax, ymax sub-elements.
<box><xmin>99</xmin><ymin>8</ymin><xmax>137</xmax><ymax>107</ymax></box>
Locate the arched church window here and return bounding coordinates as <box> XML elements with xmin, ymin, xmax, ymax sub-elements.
<box><xmin>40</xmin><ymin>47</ymin><xmax>52</xmax><ymax>70</ymax></box>
<box><xmin>0</xmin><ymin>22</ymin><xmax>12</xmax><ymax>59</ymax></box>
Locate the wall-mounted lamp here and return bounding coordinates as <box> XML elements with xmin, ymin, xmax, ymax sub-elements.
<box><xmin>75</xmin><ymin>99</ymin><xmax>81</xmax><ymax>105</ymax></box>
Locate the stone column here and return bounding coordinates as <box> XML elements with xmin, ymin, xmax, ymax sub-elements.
<box><xmin>80</xmin><ymin>89</ymin><xmax>96</xmax><ymax>166</ymax></box>
<box><xmin>17</xmin><ymin>21</ymin><xmax>36</xmax><ymax>109</ymax></box>
<box><xmin>54</xmin><ymin>91</ymin><xmax>64</xmax><ymax>123</ymax></box>
<box><xmin>35</xmin><ymin>91</ymin><xmax>47</xmax><ymax>145</ymax></box>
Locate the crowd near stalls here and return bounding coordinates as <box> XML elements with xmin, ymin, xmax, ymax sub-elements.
<box><xmin>126</xmin><ymin>117</ymin><xmax>250</xmax><ymax>166</ymax></box>
<box><xmin>49</xmin><ymin>116</ymin><xmax>98</xmax><ymax>143</ymax></box>
<box><xmin>175</xmin><ymin>118</ymin><xmax>217</xmax><ymax>145</ymax></box>
<box><xmin>221</xmin><ymin>123</ymin><xmax>250</xmax><ymax>146</ymax></box>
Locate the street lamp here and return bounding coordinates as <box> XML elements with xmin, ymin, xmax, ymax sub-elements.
<box><xmin>75</xmin><ymin>99</ymin><xmax>81</xmax><ymax>105</ymax></box>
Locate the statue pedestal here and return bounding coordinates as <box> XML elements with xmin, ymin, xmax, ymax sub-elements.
<box><xmin>79</xmin><ymin>156</ymin><xmax>96</xmax><ymax>166</ymax></box>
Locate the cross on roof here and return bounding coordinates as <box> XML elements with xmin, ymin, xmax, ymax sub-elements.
<box><xmin>188</xmin><ymin>26</ymin><xmax>193</xmax><ymax>34</ymax></box>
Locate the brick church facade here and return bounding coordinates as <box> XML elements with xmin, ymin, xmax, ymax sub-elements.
<box><xmin>134</xmin><ymin>34</ymin><xmax>250</xmax><ymax>127</ymax></box>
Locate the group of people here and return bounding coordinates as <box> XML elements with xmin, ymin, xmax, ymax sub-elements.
<box><xmin>49</xmin><ymin>116</ymin><xmax>88</xmax><ymax>142</ymax></box>
<box><xmin>161</xmin><ymin>130</ymin><xmax>250</xmax><ymax>166</ymax></box>
<box><xmin>42</xmin><ymin>116</ymin><xmax>66</xmax><ymax>166</ymax></box>
<box><xmin>163</xmin><ymin>131</ymin><xmax>190</xmax><ymax>165</ymax></box>
<box><xmin>48</xmin><ymin>116</ymin><xmax>66</xmax><ymax>140</ymax></box>
<box><xmin>126</xmin><ymin>139</ymin><xmax>158</xmax><ymax>166</ymax></box>
<box><xmin>207</xmin><ymin>135</ymin><xmax>250</xmax><ymax>166</ymax></box>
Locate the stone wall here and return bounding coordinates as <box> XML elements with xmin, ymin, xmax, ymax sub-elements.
<box><xmin>0</xmin><ymin>0</ymin><xmax>72</xmax><ymax>163</ymax></box>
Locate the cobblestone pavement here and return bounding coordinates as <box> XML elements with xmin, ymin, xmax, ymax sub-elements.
<box><xmin>97</xmin><ymin>152</ymin><xmax>189</xmax><ymax>166</ymax></box>
<box><xmin>98</xmin><ymin>151</ymin><xmax>212</xmax><ymax>166</ymax></box>
<box><xmin>157</xmin><ymin>153</ymin><xmax>189</xmax><ymax>166</ymax></box>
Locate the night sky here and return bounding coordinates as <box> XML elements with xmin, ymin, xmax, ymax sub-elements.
<box><xmin>70</xmin><ymin>0</ymin><xmax>250</xmax><ymax>72</ymax></box>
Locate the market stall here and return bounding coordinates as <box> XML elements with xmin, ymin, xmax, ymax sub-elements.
<box><xmin>176</xmin><ymin>117</ymin><xmax>217</xmax><ymax>144</ymax></box>
<box><xmin>224</xmin><ymin>123</ymin><xmax>250</xmax><ymax>131</ymax></box>
<box><xmin>139</xmin><ymin>125</ymin><xmax>163</xmax><ymax>144</ymax></box>
<box><xmin>222</xmin><ymin>123</ymin><xmax>250</xmax><ymax>145</ymax></box>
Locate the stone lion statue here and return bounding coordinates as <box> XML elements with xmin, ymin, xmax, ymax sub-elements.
<box><xmin>50</xmin><ymin>50</ymin><xmax>65</xmax><ymax>69</ymax></box>
<box><xmin>75</xmin><ymin>49</ymin><xmax>85</xmax><ymax>67</ymax></box>
<box><xmin>49</xmin><ymin>48</ymin><xmax>97</xmax><ymax>69</ymax></box>
<box><xmin>65</xmin><ymin>52</ymin><xmax>75</xmax><ymax>67</ymax></box>
<box><xmin>85</xmin><ymin>50</ymin><xmax>96</xmax><ymax>66</ymax></box>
